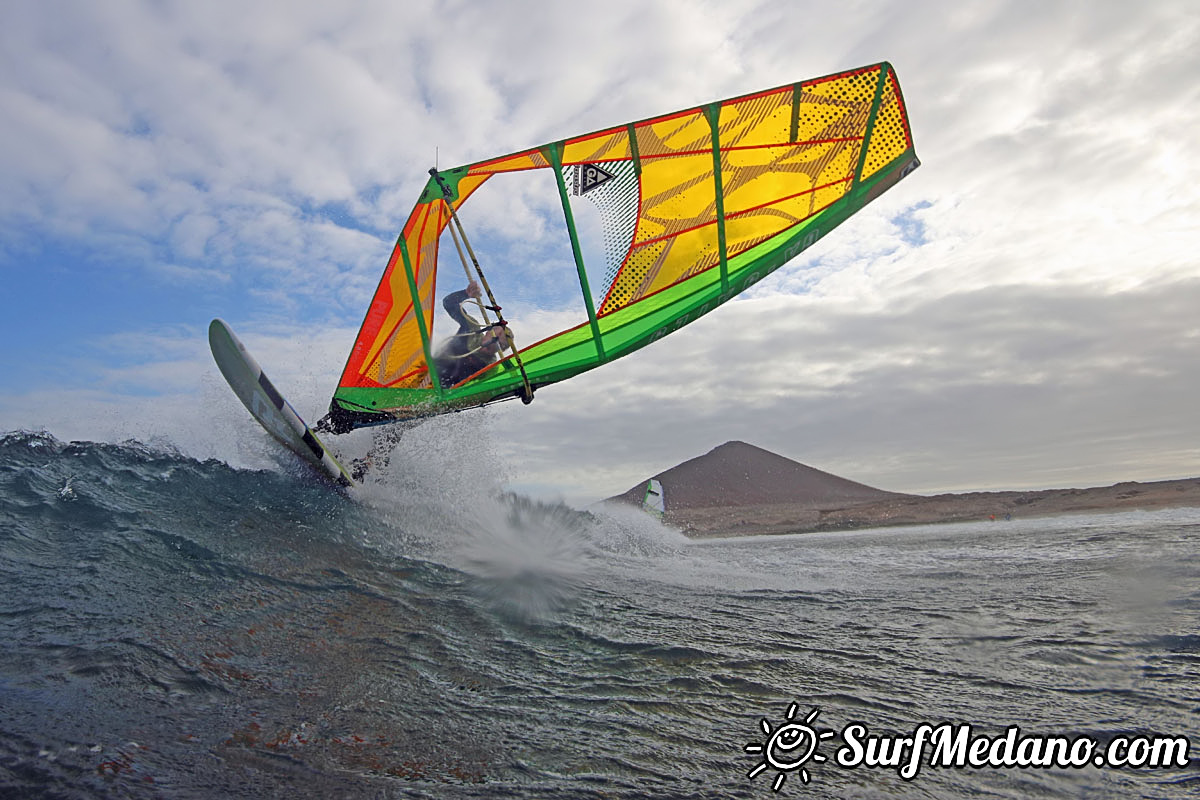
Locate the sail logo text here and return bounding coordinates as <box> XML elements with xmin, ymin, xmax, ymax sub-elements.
<box><xmin>743</xmin><ymin>705</ymin><xmax>1190</xmax><ymax>792</ymax></box>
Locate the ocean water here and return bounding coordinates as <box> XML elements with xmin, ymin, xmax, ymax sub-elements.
<box><xmin>1</xmin><ymin>429</ymin><xmax>1197</xmax><ymax>799</ymax></box>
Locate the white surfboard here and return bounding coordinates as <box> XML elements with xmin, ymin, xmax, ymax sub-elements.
<box><xmin>208</xmin><ymin>318</ymin><xmax>355</xmax><ymax>488</ymax></box>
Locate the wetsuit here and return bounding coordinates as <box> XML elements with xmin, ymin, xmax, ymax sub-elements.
<box><xmin>432</xmin><ymin>289</ymin><xmax>496</xmax><ymax>388</ymax></box>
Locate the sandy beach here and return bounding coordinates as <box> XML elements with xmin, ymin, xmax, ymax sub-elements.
<box><xmin>670</xmin><ymin>477</ymin><xmax>1200</xmax><ymax>538</ymax></box>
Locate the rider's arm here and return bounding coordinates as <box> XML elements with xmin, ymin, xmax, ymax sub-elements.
<box><xmin>442</xmin><ymin>289</ymin><xmax>473</xmax><ymax>331</ymax></box>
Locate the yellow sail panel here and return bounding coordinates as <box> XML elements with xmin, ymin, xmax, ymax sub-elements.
<box><xmin>722</xmin><ymin>177</ymin><xmax>849</xmax><ymax>257</ymax></box>
<box><xmin>599</xmin><ymin>147</ymin><xmax>717</xmax><ymax>313</ymax></box>
<box><xmin>372</xmin><ymin>307</ymin><xmax>427</xmax><ymax>387</ymax></box>
<box><xmin>469</xmin><ymin>149</ymin><xmax>551</xmax><ymax>175</ymax></box>
<box><xmin>611</xmin><ymin>223</ymin><xmax>721</xmax><ymax>309</ymax></box>
<box><xmin>345</xmin><ymin>201</ymin><xmax>442</xmax><ymax>390</ymax></box>
<box><xmin>560</xmin><ymin>127</ymin><xmax>632</xmax><ymax>166</ymax></box>
<box><xmin>636</xmin><ymin>152</ymin><xmax>719</xmax><ymax>241</ymax></box>
<box><xmin>713</xmin><ymin>87</ymin><xmax>793</xmax><ymax>150</ymax></box>
<box><xmin>375</xmin><ymin>223</ymin><xmax>438</xmax><ymax>389</ymax></box>
<box><xmin>861</xmin><ymin>67</ymin><xmax>911</xmax><ymax>180</ymax></box>
<box><xmin>635</xmin><ymin>110</ymin><xmax>711</xmax><ymax>158</ymax></box>
<box><xmin>802</xmin><ymin>68</ymin><xmax>881</xmax><ymax>139</ymax></box>
<box><xmin>450</xmin><ymin>171</ymin><xmax>491</xmax><ymax>202</ymax></box>
<box><xmin>714</xmin><ymin>88</ymin><xmax>855</xmax><ymax>261</ymax></box>
<box><xmin>597</xmin><ymin>68</ymin><xmax>887</xmax><ymax>315</ymax></box>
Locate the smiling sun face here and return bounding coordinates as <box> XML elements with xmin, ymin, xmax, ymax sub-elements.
<box><xmin>745</xmin><ymin>704</ymin><xmax>834</xmax><ymax>791</ymax></box>
<box><xmin>767</xmin><ymin>722</ymin><xmax>817</xmax><ymax>769</ymax></box>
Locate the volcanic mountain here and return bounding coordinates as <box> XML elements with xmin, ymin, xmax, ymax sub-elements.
<box><xmin>610</xmin><ymin>441</ymin><xmax>907</xmax><ymax>535</ymax></box>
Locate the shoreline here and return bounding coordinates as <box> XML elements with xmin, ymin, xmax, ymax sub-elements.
<box><xmin>667</xmin><ymin>477</ymin><xmax>1200</xmax><ymax>539</ymax></box>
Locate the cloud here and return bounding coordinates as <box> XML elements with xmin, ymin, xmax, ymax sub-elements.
<box><xmin>491</xmin><ymin>277</ymin><xmax>1200</xmax><ymax>502</ymax></box>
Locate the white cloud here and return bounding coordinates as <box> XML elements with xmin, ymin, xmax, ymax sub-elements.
<box><xmin>492</xmin><ymin>277</ymin><xmax>1200</xmax><ymax>502</ymax></box>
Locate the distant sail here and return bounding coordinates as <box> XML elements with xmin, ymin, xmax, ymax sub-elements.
<box><xmin>642</xmin><ymin>478</ymin><xmax>666</xmax><ymax>519</ymax></box>
<box><xmin>329</xmin><ymin>63</ymin><xmax>919</xmax><ymax>429</ymax></box>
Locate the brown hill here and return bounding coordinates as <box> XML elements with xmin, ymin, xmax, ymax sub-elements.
<box><xmin>611</xmin><ymin>441</ymin><xmax>906</xmax><ymax>513</ymax></box>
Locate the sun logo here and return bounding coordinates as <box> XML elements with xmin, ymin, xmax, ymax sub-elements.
<box><xmin>745</xmin><ymin>703</ymin><xmax>834</xmax><ymax>791</ymax></box>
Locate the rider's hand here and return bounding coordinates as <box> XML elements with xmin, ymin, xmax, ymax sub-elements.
<box><xmin>466</xmin><ymin>280</ymin><xmax>481</xmax><ymax>299</ymax></box>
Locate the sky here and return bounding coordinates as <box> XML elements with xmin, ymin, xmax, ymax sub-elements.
<box><xmin>2</xmin><ymin>0</ymin><xmax>1198</xmax><ymax>506</ymax></box>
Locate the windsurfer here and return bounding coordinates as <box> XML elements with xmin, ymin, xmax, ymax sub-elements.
<box><xmin>432</xmin><ymin>280</ymin><xmax>511</xmax><ymax>388</ymax></box>
<box><xmin>343</xmin><ymin>282</ymin><xmax>509</xmax><ymax>480</ymax></box>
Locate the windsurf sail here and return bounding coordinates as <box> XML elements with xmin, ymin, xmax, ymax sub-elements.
<box><xmin>642</xmin><ymin>478</ymin><xmax>666</xmax><ymax>519</ymax></box>
<box><xmin>324</xmin><ymin>62</ymin><xmax>919</xmax><ymax>432</ymax></box>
